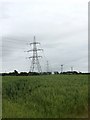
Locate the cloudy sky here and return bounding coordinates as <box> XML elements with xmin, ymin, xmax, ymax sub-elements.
<box><xmin>0</xmin><ymin>0</ymin><xmax>88</xmax><ymax>73</ymax></box>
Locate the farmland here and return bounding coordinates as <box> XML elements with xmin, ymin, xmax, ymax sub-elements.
<box><xmin>2</xmin><ymin>75</ymin><xmax>88</xmax><ymax>118</ymax></box>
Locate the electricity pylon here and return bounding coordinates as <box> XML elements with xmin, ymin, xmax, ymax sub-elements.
<box><xmin>71</xmin><ymin>67</ymin><xmax>73</xmax><ymax>72</ymax></box>
<box><xmin>46</xmin><ymin>61</ymin><xmax>49</xmax><ymax>72</ymax></box>
<box><xmin>61</xmin><ymin>64</ymin><xmax>63</xmax><ymax>73</ymax></box>
<box><xmin>27</xmin><ymin>36</ymin><xmax>43</xmax><ymax>73</ymax></box>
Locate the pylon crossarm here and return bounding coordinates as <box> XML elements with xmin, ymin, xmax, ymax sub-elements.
<box><xmin>27</xmin><ymin>49</ymin><xmax>43</xmax><ymax>52</ymax></box>
<box><xmin>37</xmin><ymin>49</ymin><xmax>43</xmax><ymax>51</ymax></box>
<box><xmin>29</xmin><ymin>56</ymin><xmax>42</xmax><ymax>59</ymax></box>
<box><xmin>30</xmin><ymin>42</ymin><xmax>40</xmax><ymax>45</ymax></box>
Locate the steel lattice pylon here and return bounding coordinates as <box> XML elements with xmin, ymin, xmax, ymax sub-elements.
<box><xmin>27</xmin><ymin>36</ymin><xmax>43</xmax><ymax>73</ymax></box>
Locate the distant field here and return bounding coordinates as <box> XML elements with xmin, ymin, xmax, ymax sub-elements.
<box><xmin>2</xmin><ymin>75</ymin><xmax>88</xmax><ymax>118</ymax></box>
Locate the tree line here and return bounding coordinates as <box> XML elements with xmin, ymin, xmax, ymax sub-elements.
<box><xmin>1</xmin><ymin>70</ymin><xmax>89</xmax><ymax>76</ymax></box>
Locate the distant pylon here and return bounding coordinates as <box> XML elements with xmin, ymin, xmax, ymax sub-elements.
<box><xmin>71</xmin><ymin>67</ymin><xmax>73</xmax><ymax>72</ymax></box>
<box><xmin>46</xmin><ymin>61</ymin><xmax>49</xmax><ymax>72</ymax></box>
<box><xmin>27</xmin><ymin>36</ymin><xmax>43</xmax><ymax>73</ymax></box>
<box><xmin>61</xmin><ymin>64</ymin><xmax>63</xmax><ymax>73</ymax></box>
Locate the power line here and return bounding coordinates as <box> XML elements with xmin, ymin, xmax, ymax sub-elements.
<box><xmin>2</xmin><ymin>37</ymin><xmax>28</xmax><ymax>42</ymax></box>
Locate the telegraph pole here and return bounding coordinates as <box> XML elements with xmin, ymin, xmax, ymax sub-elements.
<box><xmin>27</xmin><ymin>36</ymin><xmax>43</xmax><ymax>73</ymax></box>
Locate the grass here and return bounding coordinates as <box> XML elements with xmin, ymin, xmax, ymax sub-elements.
<box><xmin>0</xmin><ymin>76</ymin><xmax>2</xmax><ymax>119</ymax></box>
<box><xmin>2</xmin><ymin>75</ymin><xmax>88</xmax><ymax>118</ymax></box>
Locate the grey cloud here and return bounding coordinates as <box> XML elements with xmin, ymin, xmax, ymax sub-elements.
<box><xmin>0</xmin><ymin>0</ymin><xmax>88</xmax><ymax>72</ymax></box>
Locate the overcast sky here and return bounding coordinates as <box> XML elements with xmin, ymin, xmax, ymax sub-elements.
<box><xmin>0</xmin><ymin>0</ymin><xmax>88</xmax><ymax>73</ymax></box>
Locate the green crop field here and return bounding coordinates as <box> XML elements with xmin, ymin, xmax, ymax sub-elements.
<box><xmin>2</xmin><ymin>75</ymin><xmax>88</xmax><ymax>118</ymax></box>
